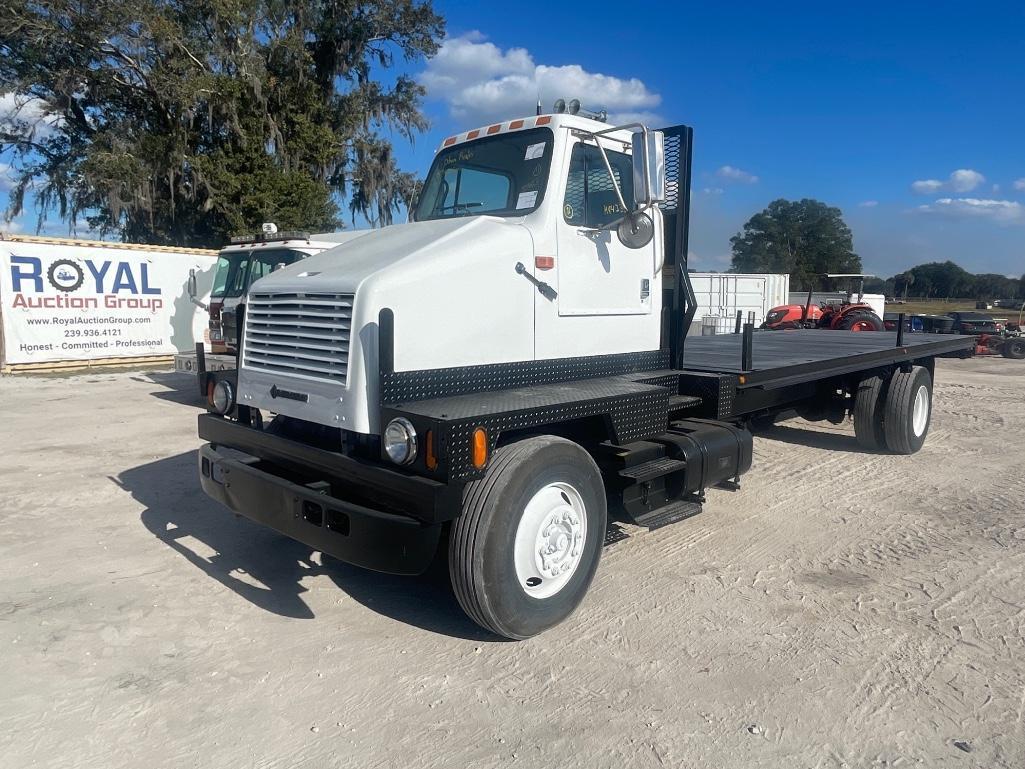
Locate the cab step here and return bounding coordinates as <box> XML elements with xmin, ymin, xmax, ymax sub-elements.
<box><xmin>618</xmin><ymin>457</ymin><xmax>687</xmax><ymax>483</ymax></box>
<box><xmin>631</xmin><ymin>499</ymin><xmax>703</xmax><ymax>530</ymax></box>
<box><xmin>668</xmin><ymin>394</ymin><xmax>702</xmax><ymax>411</ymax></box>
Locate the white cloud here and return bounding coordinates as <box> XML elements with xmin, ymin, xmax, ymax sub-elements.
<box><xmin>1014</xmin><ymin>178</ymin><xmax>1025</xmax><ymax>191</ymax></box>
<box><xmin>0</xmin><ymin>92</ymin><xmax>61</xmax><ymax>139</ymax></box>
<box><xmin>949</xmin><ymin>169</ymin><xmax>985</xmax><ymax>192</ymax></box>
<box><xmin>859</xmin><ymin>200</ymin><xmax>879</xmax><ymax>207</ymax></box>
<box><xmin>0</xmin><ymin>162</ymin><xmax>15</xmax><ymax>192</ymax></box>
<box><xmin>912</xmin><ymin>168</ymin><xmax>985</xmax><ymax>195</ymax></box>
<box><xmin>715</xmin><ymin>165</ymin><xmax>759</xmax><ymax>184</ymax></box>
<box><xmin>702</xmin><ymin>187</ymin><xmax>724</xmax><ymax>195</ymax></box>
<box><xmin>917</xmin><ymin>197</ymin><xmax>1025</xmax><ymax>224</ymax></box>
<box><xmin>1</xmin><ymin>218</ymin><xmax>23</xmax><ymax>234</ymax></box>
<box><xmin>911</xmin><ymin>179</ymin><xmax>944</xmax><ymax>194</ymax></box>
<box><xmin>420</xmin><ymin>33</ymin><xmax>662</xmax><ymax>126</ymax></box>
<box><xmin>688</xmin><ymin>250</ymin><xmax>731</xmax><ymax>268</ymax></box>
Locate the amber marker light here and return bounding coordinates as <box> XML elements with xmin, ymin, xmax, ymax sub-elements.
<box><xmin>471</xmin><ymin>428</ymin><xmax>488</xmax><ymax>469</ymax></box>
<box><xmin>425</xmin><ymin>430</ymin><xmax>438</xmax><ymax>471</ymax></box>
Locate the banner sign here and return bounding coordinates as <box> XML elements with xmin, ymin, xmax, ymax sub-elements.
<box><xmin>0</xmin><ymin>239</ymin><xmax>216</xmax><ymax>365</ymax></box>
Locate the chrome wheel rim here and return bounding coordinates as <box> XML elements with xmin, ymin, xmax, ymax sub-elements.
<box><xmin>513</xmin><ymin>482</ymin><xmax>587</xmax><ymax>599</ymax></box>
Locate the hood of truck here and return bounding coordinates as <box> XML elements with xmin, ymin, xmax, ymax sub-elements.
<box><xmin>247</xmin><ymin>217</ymin><xmax>518</xmax><ymax>296</ymax></box>
<box><xmin>237</xmin><ymin>214</ymin><xmax>536</xmax><ymax>436</ymax></box>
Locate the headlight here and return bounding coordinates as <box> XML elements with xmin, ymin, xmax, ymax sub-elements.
<box><xmin>212</xmin><ymin>380</ymin><xmax>235</xmax><ymax>415</ymax></box>
<box><xmin>384</xmin><ymin>418</ymin><xmax>417</xmax><ymax>465</ymax></box>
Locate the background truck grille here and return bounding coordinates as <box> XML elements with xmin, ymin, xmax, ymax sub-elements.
<box><xmin>243</xmin><ymin>292</ymin><xmax>353</xmax><ymax>384</ymax></box>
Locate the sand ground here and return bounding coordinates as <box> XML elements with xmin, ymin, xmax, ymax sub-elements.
<box><xmin>1</xmin><ymin>357</ymin><xmax>1023</xmax><ymax>768</ymax></box>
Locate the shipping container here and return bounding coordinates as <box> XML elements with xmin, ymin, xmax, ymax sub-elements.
<box><xmin>688</xmin><ymin>272</ymin><xmax>790</xmax><ymax>334</ymax></box>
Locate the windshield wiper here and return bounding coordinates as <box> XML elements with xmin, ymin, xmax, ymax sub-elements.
<box><xmin>438</xmin><ymin>202</ymin><xmax>484</xmax><ymax>214</ymax></box>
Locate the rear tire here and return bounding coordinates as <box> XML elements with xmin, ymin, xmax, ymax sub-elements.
<box><xmin>853</xmin><ymin>375</ymin><xmax>887</xmax><ymax>450</ymax></box>
<box><xmin>449</xmin><ymin>436</ymin><xmax>607</xmax><ymax>639</ymax></box>
<box><xmin>1002</xmin><ymin>339</ymin><xmax>1025</xmax><ymax>359</ymax></box>
<box><xmin>883</xmin><ymin>366</ymin><xmax>933</xmax><ymax>454</ymax></box>
<box><xmin>838</xmin><ymin>311</ymin><xmax>884</xmax><ymax>332</ymax></box>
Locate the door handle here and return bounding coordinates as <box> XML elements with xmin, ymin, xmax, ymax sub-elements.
<box><xmin>515</xmin><ymin>262</ymin><xmax>557</xmax><ymax>301</ymax></box>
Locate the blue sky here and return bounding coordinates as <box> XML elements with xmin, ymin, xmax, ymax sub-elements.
<box><xmin>403</xmin><ymin>0</ymin><xmax>1025</xmax><ymax>277</ymax></box>
<box><xmin>3</xmin><ymin>1</ymin><xmax>1023</xmax><ymax>278</ymax></box>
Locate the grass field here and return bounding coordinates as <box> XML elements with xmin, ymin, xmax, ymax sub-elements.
<box><xmin>887</xmin><ymin>299</ymin><xmax>1024</xmax><ymax>321</ymax></box>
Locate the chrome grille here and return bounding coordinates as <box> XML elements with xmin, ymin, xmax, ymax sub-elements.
<box><xmin>243</xmin><ymin>292</ymin><xmax>353</xmax><ymax>384</ymax></box>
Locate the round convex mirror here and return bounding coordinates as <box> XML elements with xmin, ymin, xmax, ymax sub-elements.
<box><xmin>617</xmin><ymin>212</ymin><xmax>654</xmax><ymax>249</ymax></box>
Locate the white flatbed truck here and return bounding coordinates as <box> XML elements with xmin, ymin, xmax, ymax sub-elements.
<box><xmin>195</xmin><ymin>110</ymin><xmax>972</xmax><ymax>638</ymax></box>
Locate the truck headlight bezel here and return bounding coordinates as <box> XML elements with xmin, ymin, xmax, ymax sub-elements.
<box><xmin>211</xmin><ymin>380</ymin><xmax>235</xmax><ymax>415</ymax></box>
<box><xmin>384</xmin><ymin>417</ymin><xmax>417</xmax><ymax>466</ymax></box>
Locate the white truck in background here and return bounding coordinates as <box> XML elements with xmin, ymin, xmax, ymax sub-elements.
<box><xmin>176</xmin><ymin>225</ymin><xmax>368</xmax><ymax>397</ymax></box>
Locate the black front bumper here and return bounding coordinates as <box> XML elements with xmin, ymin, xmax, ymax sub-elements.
<box><xmin>198</xmin><ymin>414</ymin><xmax>455</xmax><ymax>575</ymax></box>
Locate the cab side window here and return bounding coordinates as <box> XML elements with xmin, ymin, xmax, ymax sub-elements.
<box><xmin>563</xmin><ymin>143</ymin><xmax>634</xmax><ymax>228</ymax></box>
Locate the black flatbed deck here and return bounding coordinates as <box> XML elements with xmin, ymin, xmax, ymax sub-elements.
<box><xmin>682</xmin><ymin>330</ymin><xmax>973</xmax><ymax>388</ymax></box>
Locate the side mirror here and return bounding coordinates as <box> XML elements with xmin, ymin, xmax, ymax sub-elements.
<box><xmin>631</xmin><ymin>129</ymin><xmax>665</xmax><ymax>209</ymax></box>
<box><xmin>187</xmin><ymin>267</ymin><xmax>208</xmax><ymax>310</ymax></box>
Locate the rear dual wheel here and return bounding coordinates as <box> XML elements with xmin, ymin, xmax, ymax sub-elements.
<box><xmin>852</xmin><ymin>366</ymin><xmax>933</xmax><ymax>454</ymax></box>
<box><xmin>883</xmin><ymin>367</ymin><xmax>933</xmax><ymax>454</ymax></box>
<box><xmin>853</xmin><ymin>375</ymin><xmax>887</xmax><ymax>450</ymax></box>
<box><xmin>449</xmin><ymin>436</ymin><xmax>606</xmax><ymax>639</ymax></box>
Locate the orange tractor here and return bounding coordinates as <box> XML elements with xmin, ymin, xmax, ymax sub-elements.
<box><xmin>762</xmin><ymin>274</ymin><xmax>884</xmax><ymax>332</ymax></box>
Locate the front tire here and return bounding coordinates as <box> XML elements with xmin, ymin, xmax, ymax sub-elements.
<box><xmin>449</xmin><ymin>436</ymin><xmax>607</xmax><ymax>639</ymax></box>
<box><xmin>883</xmin><ymin>366</ymin><xmax>933</xmax><ymax>454</ymax></box>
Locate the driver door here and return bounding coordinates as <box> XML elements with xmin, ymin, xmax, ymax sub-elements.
<box><xmin>555</xmin><ymin>140</ymin><xmax>656</xmax><ymax>316</ymax></box>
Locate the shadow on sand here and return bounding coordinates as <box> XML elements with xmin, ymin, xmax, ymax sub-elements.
<box><xmin>757</xmin><ymin>421</ymin><xmax>881</xmax><ymax>454</ymax></box>
<box><xmin>130</xmin><ymin>371</ymin><xmax>208</xmax><ymax>407</ymax></box>
<box><xmin>115</xmin><ymin>449</ymin><xmax>492</xmax><ymax>640</ymax></box>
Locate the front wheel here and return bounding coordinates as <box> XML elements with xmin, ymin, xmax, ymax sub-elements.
<box><xmin>449</xmin><ymin>436</ymin><xmax>607</xmax><ymax>639</ymax></box>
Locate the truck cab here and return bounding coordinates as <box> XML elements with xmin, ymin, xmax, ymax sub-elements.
<box><xmin>234</xmin><ymin>114</ymin><xmax>668</xmax><ymax>434</ymax></box>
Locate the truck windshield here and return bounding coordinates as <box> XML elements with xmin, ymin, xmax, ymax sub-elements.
<box><xmin>211</xmin><ymin>255</ymin><xmax>245</xmax><ymax>299</ymax></box>
<box><xmin>415</xmin><ymin>128</ymin><xmax>554</xmax><ymax>220</ymax></box>
<box><xmin>210</xmin><ymin>248</ymin><xmax>307</xmax><ymax>299</ymax></box>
